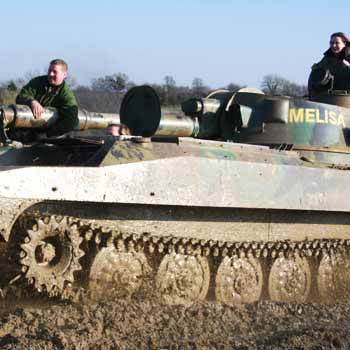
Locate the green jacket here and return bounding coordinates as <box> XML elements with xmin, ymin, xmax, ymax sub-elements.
<box><xmin>16</xmin><ymin>75</ymin><xmax>78</xmax><ymax>137</ymax></box>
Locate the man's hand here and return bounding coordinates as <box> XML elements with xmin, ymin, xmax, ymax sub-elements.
<box><xmin>343</xmin><ymin>59</ymin><xmax>350</xmax><ymax>67</ymax></box>
<box><xmin>30</xmin><ymin>100</ymin><xmax>44</xmax><ymax>119</ymax></box>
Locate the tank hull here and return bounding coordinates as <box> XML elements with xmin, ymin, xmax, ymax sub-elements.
<box><xmin>0</xmin><ymin>138</ymin><xmax>348</xmax><ymax>212</ymax></box>
<box><xmin>0</xmin><ymin>137</ymin><xmax>350</xmax><ymax>305</ymax></box>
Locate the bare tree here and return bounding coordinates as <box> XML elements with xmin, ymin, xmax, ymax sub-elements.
<box><xmin>164</xmin><ymin>75</ymin><xmax>177</xmax><ymax>105</ymax></box>
<box><xmin>24</xmin><ymin>69</ymin><xmax>44</xmax><ymax>82</ymax></box>
<box><xmin>91</xmin><ymin>73</ymin><xmax>132</xmax><ymax>93</ymax></box>
<box><xmin>226</xmin><ymin>82</ymin><xmax>245</xmax><ymax>92</ymax></box>
<box><xmin>261</xmin><ymin>74</ymin><xmax>307</xmax><ymax>96</ymax></box>
<box><xmin>261</xmin><ymin>74</ymin><xmax>287</xmax><ymax>95</ymax></box>
<box><xmin>66</xmin><ymin>75</ymin><xmax>77</xmax><ymax>88</ymax></box>
<box><xmin>279</xmin><ymin>81</ymin><xmax>307</xmax><ymax>97</ymax></box>
<box><xmin>164</xmin><ymin>75</ymin><xmax>176</xmax><ymax>88</ymax></box>
<box><xmin>0</xmin><ymin>86</ymin><xmax>17</xmax><ymax>104</ymax></box>
<box><xmin>191</xmin><ymin>78</ymin><xmax>209</xmax><ymax>97</ymax></box>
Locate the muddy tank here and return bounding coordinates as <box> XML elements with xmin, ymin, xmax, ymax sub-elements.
<box><xmin>0</xmin><ymin>85</ymin><xmax>350</xmax><ymax>305</ymax></box>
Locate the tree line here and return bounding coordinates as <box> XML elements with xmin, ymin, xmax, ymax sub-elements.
<box><xmin>0</xmin><ymin>72</ymin><xmax>307</xmax><ymax>113</ymax></box>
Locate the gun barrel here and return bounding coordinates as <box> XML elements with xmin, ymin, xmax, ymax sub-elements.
<box><xmin>0</xmin><ymin>105</ymin><xmax>120</xmax><ymax>130</ymax></box>
<box><xmin>155</xmin><ymin>113</ymin><xmax>199</xmax><ymax>137</ymax></box>
<box><xmin>76</xmin><ymin>110</ymin><xmax>120</xmax><ymax>130</ymax></box>
<box><xmin>120</xmin><ymin>86</ymin><xmax>231</xmax><ymax>138</ymax></box>
<box><xmin>120</xmin><ymin>86</ymin><xmax>200</xmax><ymax>137</ymax></box>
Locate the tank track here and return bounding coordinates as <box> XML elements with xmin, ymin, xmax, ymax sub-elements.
<box><xmin>4</xmin><ymin>213</ymin><xmax>350</xmax><ymax>305</ymax></box>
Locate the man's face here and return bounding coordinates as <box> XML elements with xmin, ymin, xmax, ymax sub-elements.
<box><xmin>48</xmin><ymin>64</ymin><xmax>67</xmax><ymax>86</ymax></box>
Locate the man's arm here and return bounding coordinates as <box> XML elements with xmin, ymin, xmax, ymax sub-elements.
<box><xmin>15</xmin><ymin>78</ymin><xmax>40</xmax><ymax>106</ymax></box>
<box><xmin>16</xmin><ymin>77</ymin><xmax>44</xmax><ymax>118</ymax></box>
<box><xmin>46</xmin><ymin>86</ymin><xmax>79</xmax><ymax>137</ymax></box>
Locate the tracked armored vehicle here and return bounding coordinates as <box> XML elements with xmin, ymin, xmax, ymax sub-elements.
<box><xmin>0</xmin><ymin>81</ymin><xmax>350</xmax><ymax>305</ymax></box>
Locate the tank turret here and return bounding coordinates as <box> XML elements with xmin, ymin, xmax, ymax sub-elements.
<box><xmin>120</xmin><ymin>85</ymin><xmax>350</xmax><ymax>166</ymax></box>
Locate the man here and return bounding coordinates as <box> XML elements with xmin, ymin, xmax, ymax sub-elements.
<box><xmin>16</xmin><ymin>59</ymin><xmax>78</xmax><ymax>138</ymax></box>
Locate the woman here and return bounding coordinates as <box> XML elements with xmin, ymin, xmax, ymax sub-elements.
<box><xmin>323</xmin><ymin>32</ymin><xmax>350</xmax><ymax>66</ymax></box>
<box><xmin>308</xmin><ymin>32</ymin><xmax>350</xmax><ymax>95</ymax></box>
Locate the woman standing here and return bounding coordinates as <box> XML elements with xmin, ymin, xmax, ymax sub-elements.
<box><xmin>308</xmin><ymin>32</ymin><xmax>350</xmax><ymax>95</ymax></box>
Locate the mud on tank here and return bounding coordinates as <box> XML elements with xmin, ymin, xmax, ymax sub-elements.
<box><xmin>0</xmin><ymin>83</ymin><xmax>350</xmax><ymax>305</ymax></box>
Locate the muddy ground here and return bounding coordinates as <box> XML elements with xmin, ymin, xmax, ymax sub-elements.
<box><xmin>0</xmin><ymin>293</ymin><xmax>350</xmax><ymax>350</ymax></box>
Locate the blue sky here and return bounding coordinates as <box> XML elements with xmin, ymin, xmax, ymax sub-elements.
<box><xmin>1</xmin><ymin>0</ymin><xmax>349</xmax><ymax>89</ymax></box>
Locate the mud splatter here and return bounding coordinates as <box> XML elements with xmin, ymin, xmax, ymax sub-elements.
<box><xmin>0</xmin><ymin>297</ymin><xmax>350</xmax><ymax>350</ymax></box>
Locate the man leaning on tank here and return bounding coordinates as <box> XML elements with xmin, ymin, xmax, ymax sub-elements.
<box><xmin>15</xmin><ymin>59</ymin><xmax>78</xmax><ymax>138</ymax></box>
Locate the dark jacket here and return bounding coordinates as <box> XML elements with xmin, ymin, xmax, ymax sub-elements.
<box><xmin>315</xmin><ymin>47</ymin><xmax>350</xmax><ymax>72</ymax></box>
<box><xmin>16</xmin><ymin>75</ymin><xmax>78</xmax><ymax>137</ymax></box>
<box><xmin>309</xmin><ymin>47</ymin><xmax>350</xmax><ymax>94</ymax></box>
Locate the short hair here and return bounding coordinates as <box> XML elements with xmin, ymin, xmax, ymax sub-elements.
<box><xmin>49</xmin><ymin>59</ymin><xmax>68</xmax><ymax>72</ymax></box>
<box><xmin>330</xmin><ymin>32</ymin><xmax>349</xmax><ymax>45</ymax></box>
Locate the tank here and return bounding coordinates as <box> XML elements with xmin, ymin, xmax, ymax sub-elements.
<box><xmin>0</xmin><ymin>85</ymin><xmax>350</xmax><ymax>306</ymax></box>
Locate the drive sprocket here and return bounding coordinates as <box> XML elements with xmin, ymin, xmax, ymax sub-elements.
<box><xmin>20</xmin><ymin>216</ymin><xmax>85</xmax><ymax>295</ymax></box>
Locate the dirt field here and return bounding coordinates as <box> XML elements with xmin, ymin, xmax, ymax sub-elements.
<box><xmin>0</xmin><ymin>294</ymin><xmax>350</xmax><ymax>350</ymax></box>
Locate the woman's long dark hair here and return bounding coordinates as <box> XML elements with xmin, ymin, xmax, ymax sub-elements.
<box><xmin>330</xmin><ymin>32</ymin><xmax>350</xmax><ymax>46</ymax></box>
